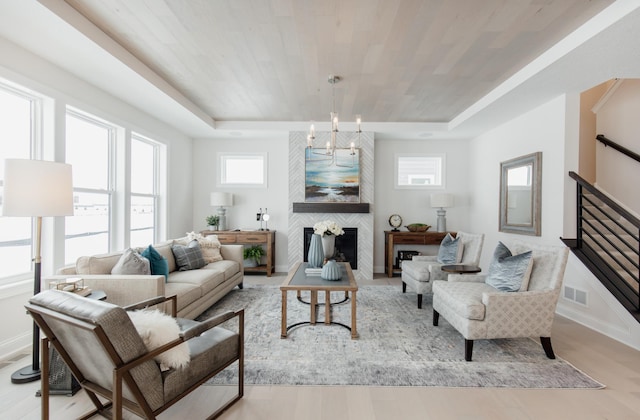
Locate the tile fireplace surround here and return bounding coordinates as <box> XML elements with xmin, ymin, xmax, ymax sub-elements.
<box><xmin>288</xmin><ymin>131</ymin><xmax>374</xmax><ymax>281</ymax></box>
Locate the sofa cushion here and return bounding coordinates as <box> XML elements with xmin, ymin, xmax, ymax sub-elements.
<box><xmin>485</xmin><ymin>242</ymin><xmax>533</xmax><ymax>292</ymax></box>
<box><xmin>208</xmin><ymin>259</ymin><xmax>241</xmax><ymax>280</ymax></box>
<box><xmin>164</xmin><ymin>282</ymin><xmax>203</xmax><ymax>312</ymax></box>
<box><xmin>152</xmin><ymin>242</ymin><xmax>177</xmax><ymax>273</ymax></box>
<box><xmin>76</xmin><ymin>252</ymin><xmax>124</xmax><ymax>275</ymax></box>
<box><xmin>401</xmin><ymin>260</ymin><xmax>431</xmax><ymax>282</ymax></box>
<box><xmin>141</xmin><ymin>245</ymin><xmax>169</xmax><ymax>281</ymax></box>
<box><xmin>437</xmin><ymin>233</ymin><xmax>463</xmax><ymax>264</ymax></box>
<box><xmin>169</xmin><ymin>268</ymin><xmax>224</xmax><ymax>296</ymax></box>
<box><xmin>111</xmin><ymin>248</ymin><xmax>151</xmax><ymax>275</ymax></box>
<box><xmin>433</xmin><ymin>280</ymin><xmax>496</xmax><ymax>321</ymax></box>
<box><xmin>171</xmin><ymin>240</ymin><xmax>206</xmax><ymax>271</ymax></box>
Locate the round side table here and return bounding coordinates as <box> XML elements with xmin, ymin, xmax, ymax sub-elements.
<box><xmin>441</xmin><ymin>264</ymin><xmax>481</xmax><ymax>274</ymax></box>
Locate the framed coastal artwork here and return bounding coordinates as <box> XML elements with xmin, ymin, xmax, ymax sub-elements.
<box><xmin>305</xmin><ymin>148</ymin><xmax>360</xmax><ymax>203</ymax></box>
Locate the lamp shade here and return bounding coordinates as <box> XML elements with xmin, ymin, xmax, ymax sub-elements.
<box><xmin>430</xmin><ymin>193</ymin><xmax>454</xmax><ymax>209</ymax></box>
<box><xmin>210</xmin><ymin>192</ymin><xmax>233</xmax><ymax>207</ymax></box>
<box><xmin>3</xmin><ymin>159</ymin><xmax>73</xmax><ymax>217</ymax></box>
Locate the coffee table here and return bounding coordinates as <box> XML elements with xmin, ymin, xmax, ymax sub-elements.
<box><xmin>281</xmin><ymin>261</ymin><xmax>358</xmax><ymax>339</ymax></box>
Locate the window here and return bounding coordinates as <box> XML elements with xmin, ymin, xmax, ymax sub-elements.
<box><xmin>218</xmin><ymin>153</ymin><xmax>267</xmax><ymax>187</ymax></box>
<box><xmin>130</xmin><ymin>134</ymin><xmax>159</xmax><ymax>247</ymax></box>
<box><xmin>395</xmin><ymin>154</ymin><xmax>445</xmax><ymax>189</ymax></box>
<box><xmin>65</xmin><ymin>110</ymin><xmax>115</xmax><ymax>264</ymax></box>
<box><xmin>0</xmin><ymin>82</ymin><xmax>41</xmax><ymax>282</ymax></box>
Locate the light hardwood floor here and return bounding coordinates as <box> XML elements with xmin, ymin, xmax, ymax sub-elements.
<box><xmin>2</xmin><ymin>274</ymin><xmax>639</xmax><ymax>420</ymax></box>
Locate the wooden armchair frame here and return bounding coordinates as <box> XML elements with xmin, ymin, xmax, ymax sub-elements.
<box><xmin>27</xmin><ymin>292</ymin><xmax>244</xmax><ymax>420</ymax></box>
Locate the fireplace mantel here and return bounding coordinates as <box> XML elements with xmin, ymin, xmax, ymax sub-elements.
<box><xmin>293</xmin><ymin>203</ymin><xmax>370</xmax><ymax>213</ymax></box>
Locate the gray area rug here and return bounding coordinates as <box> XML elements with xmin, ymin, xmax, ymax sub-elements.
<box><xmin>198</xmin><ymin>285</ymin><xmax>604</xmax><ymax>388</ymax></box>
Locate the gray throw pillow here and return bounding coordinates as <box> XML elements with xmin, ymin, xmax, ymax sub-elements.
<box><xmin>485</xmin><ymin>242</ymin><xmax>533</xmax><ymax>292</ymax></box>
<box><xmin>171</xmin><ymin>240</ymin><xmax>206</xmax><ymax>271</ymax></box>
<box><xmin>436</xmin><ymin>233</ymin><xmax>463</xmax><ymax>264</ymax></box>
<box><xmin>111</xmin><ymin>248</ymin><xmax>151</xmax><ymax>275</ymax></box>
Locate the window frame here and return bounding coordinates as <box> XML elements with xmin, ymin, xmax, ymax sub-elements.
<box><xmin>0</xmin><ymin>81</ymin><xmax>43</xmax><ymax>285</ymax></box>
<box><xmin>217</xmin><ymin>152</ymin><xmax>268</xmax><ymax>188</ymax></box>
<box><xmin>394</xmin><ymin>153</ymin><xmax>446</xmax><ymax>190</ymax></box>
<box><xmin>130</xmin><ymin>133</ymin><xmax>160</xmax><ymax>245</ymax></box>
<box><xmin>64</xmin><ymin>108</ymin><xmax>117</xmax><ymax>263</ymax></box>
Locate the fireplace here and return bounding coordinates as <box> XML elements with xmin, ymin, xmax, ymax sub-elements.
<box><xmin>303</xmin><ymin>227</ymin><xmax>358</xmax><ymax>269</ymax></box>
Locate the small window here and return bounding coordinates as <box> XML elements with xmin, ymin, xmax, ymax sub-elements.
<box><xmin>218</xmin><ymin>153</ymin><xmax>267</xmax><ymax>187</ymax></box>
<box><xmin>395</xmin><ymin>154</ymin><xmax>445</xmax><ymax>189</ymax></box>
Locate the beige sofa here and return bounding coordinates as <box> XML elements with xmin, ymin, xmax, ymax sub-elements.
<box><xmin>45</xmin><ymin>240</ymin><xmax>244</xmax><ymax>319</ymax></box>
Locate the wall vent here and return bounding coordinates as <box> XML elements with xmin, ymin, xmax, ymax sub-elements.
<box><xmin>563</xmin><ymin>285</ymin><xmax>588</xmax><ymax>306</ymax></box>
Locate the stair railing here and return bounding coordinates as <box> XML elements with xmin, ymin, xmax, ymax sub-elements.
<box><xmin>568</xmin><ymin>171</ymin><xmax>640</xmax><ymax>315</ymax></box>
<box><xmin>596</xmin><ymin>134</ymin><xmax>640</xmax><ymax>164</ymax></box>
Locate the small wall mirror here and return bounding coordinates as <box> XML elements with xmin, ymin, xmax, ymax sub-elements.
<box><xmin>499</xmin><ymin>152</ymin><xmax>542</xmax><ymax>236</ymax></box>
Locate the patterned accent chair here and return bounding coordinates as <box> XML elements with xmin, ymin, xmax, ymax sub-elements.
<box><xmin>432</xmin><ymin>240</ymin><xmax>569</xmax><ymax>361</ymax></box>
<box><xmin>26</xmin><ymin>290</ymin><xmax>244</xmax><ymax>419</ymax></box>
<box><xmin>401</xmin><ymin>232</ymin><xmax>485</xmax><ymax>308</ymax></box>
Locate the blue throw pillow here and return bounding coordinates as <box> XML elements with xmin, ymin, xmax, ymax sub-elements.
<box><xmin>436</xmin><ymin>233</ymin><xmax>463</xmax><ymax>264</ymax></box>
<box><xmin>141</xmin><ymin>245</ymin><xmax>169</xmax><ymax>282</ymax></box>
<box><xmin>485</xmin><ymin>242</ymin><xmax>533</xmax><ymax>292</ymax></box>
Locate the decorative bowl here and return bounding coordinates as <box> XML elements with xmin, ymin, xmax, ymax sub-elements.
<box><xmin>405</xmin><ymin>224</ymin><xmax>431</xmax><ymax>232</ymax></box>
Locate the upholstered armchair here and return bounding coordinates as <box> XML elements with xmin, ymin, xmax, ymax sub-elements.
<box><xmin>432</xmin><ymin>240</ymin><xmax>569</xmax><ymax>361</ymax></box>
<box><xmin>401</xmin><ymin>231</ymin><xmax>485</xmax><ymax>308</ymax></box>
<box><xmin>26</xmin><ymin>290</ymin><xmax>244</xmax><ymax>419</ymax></box>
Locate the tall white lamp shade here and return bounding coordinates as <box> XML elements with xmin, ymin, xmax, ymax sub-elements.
<box><xmin>431</xmin><ymin>193</ymin><xmax>454</xmax><ymax>232</ymax></box>
<box><xmin>210</xmin><ymin>192</ymin><xmax>233</xmax><ymax>231</ymax></box>
<box><xmin>3</xmin><ymin>159</ymin><xmax>73</xmax><ymax>384</ymax></box>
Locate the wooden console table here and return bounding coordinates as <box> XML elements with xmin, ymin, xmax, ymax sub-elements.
<box><xmin>201</xmin><ymin>230</ymin><xmax>276</xmax><ymax>277</ymax></box>
<box><xmin>384</xmin><ymin>230</ymin><xmax>452</xmax><ymax>277</ymax></box>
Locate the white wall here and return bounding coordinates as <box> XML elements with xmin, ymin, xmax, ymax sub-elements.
<box><xmin>468</xmin><ymin>95</ymin><xmax>568</xmax><ymax>265</ymax></box>
<box><xmin>0</xmin><ymin>36</ymin><xmax>194</xmax><ymax>359</ymax></box>
<box><xmin>596</xmin><ymin>79</ymin><xmax>640</xmax><ymax>215</ymax></box>
<box><xmin>468</xmin><ymin>94</ymin><xmax>640</xmax><ymax>351</ymax></box>
<box><xmin>192</xmin><ymin>136</ymin><xmax>290</xmax><ymax>271</ymax></box>
<box><xmin>373</xmin><ymin>138</ymin><xmax>471</xmax><ymax>272</ymax></box>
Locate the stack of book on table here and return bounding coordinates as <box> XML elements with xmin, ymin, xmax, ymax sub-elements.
<box><xmin>304</xmin><ymin>267</ymin><xmax>323</xmax><ymax>275</ymax></box>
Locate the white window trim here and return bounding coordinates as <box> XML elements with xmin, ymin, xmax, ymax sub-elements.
<box><xmin>0</xmin><ymin>80</ymin><xmax>44</xmax><ymax>286</ymax></box>
<box><xmin>394</xmin><ymin>153</ymin><xmax>446</xmax><ymax>190</ymax></box>
<box><xmin>217</xmin><ymin>152</ymin><xmax>268</xmax><ymax>188</ymax></box>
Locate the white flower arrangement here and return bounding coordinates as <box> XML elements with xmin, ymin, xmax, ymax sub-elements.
<box><xmin>313</xmin><ymin>220</ymin><xmax>344</xmax><ymax>237</ymax></box>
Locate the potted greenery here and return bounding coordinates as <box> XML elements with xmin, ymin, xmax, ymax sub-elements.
<box><xmin>243</xmin><ymin>245</ymin><xmax>265</xmax><ymax>267</ymax></box>
<box><xmin>206</xmin><ymin>215</ymin><xmax>220</xmax><ymax>230</ymax></box>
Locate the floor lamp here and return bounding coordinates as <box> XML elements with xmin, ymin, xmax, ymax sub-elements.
<box><xmin>3</xmin><ymin>159</ymin><xmax>73</xmax><ymax>384</ymax></box>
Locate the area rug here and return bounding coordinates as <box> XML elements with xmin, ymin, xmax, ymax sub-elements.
<box><xmin>198</xmin><ymin>285</ymin><xmax>604</xmax><ymax>388</ymax></box>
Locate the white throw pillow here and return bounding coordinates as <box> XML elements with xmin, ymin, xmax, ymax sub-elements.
<box><xmin>111</xmin><ymin>248</ymin><xmax>151</xmax><ymax>275</ymax></box>
<box><xmin>197</xmin><ymin>236</ymin><xmax>223</xmax><ymax>263</ymax></box>
<box><xmin>127</xmin><ymin>309</ymin><xmax>190</xmax><ymax>370</ymax></box>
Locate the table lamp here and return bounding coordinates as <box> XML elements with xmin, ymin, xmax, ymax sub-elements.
<box><xmin>3</xmin><ymin>159</ymin><xmax>73</xmax><ymax>384</ymax></box>
<box><xmin>431</xmin><ymin>193</ymin><xmax>454</xmax><ymax>232</ymax></box>
<box><xmin>210</xmin><ymin>192</ymin><xmax>233</xmax><ymax>231</ymax></box>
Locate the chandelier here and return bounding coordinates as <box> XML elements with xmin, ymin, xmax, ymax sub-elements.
<box><xmin>305</xmin><ymin>75</ymin><xmax>362</xmax><ymax>167</ymax></box>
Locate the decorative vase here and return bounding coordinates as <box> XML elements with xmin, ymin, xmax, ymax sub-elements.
<box><xmin>321</xmin><ymin>259</ymin><xmax>342</xmax><ymax>280</ymax></box>
<box><xmin>308</xmin><ymin>234</ymin><xmax>324</xmax><ymax>268</ymax></box>
<box><xmin>321</xmin><ymin>234</ymin><xmax>336</xmax><ymax>259</ymax></box>
<box><xmin>243</xmin><ymin>258</ymin><xmax>257</xmax><ymax>268</ymax></box>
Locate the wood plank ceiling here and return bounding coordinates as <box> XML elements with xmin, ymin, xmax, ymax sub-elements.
<box><xmin>64</xmin><ymin>0</ymin><xmax>614</xmax><ymax>124</ymax></box>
